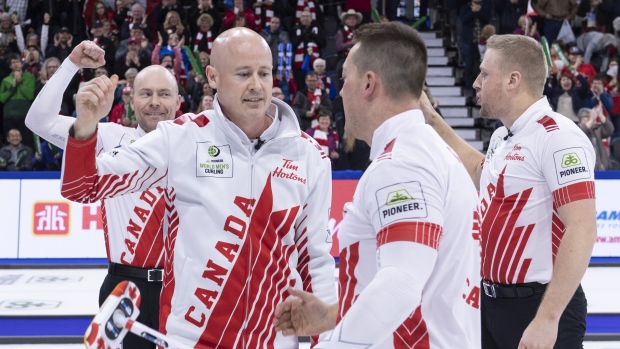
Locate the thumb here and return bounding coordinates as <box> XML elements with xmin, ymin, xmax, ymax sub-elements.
<box><xmin>287</xmin><ymin>287</ymin><xmax>313</xmax><ymax>302</ymax></box>
<box><xmin>110</xmin><ymin>74</ymin><xmax>119</xmax><ymax>87</ymax></box>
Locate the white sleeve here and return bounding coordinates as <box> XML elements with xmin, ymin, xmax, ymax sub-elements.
<box><xmin>25</xmin><ymin>59</ymin><xmax>80</xmax><ymax>149</ymax></box>
<box><xmin>40</xmin><ymin>24</ymin><xmax>49</xmax><ymax>59</ymax></box>
<box><xmin>294</xmin><ymin>147</ymin><xmax>338</xmax><ymax>342</ymax></box>
<box><xmin>61</xmin><ymin>124</ymin><xmax>170</xmax><ymax>203</ymax></box>
<box><xmin>15</xmin><ymin>24</ymin><xmax>25</xmax><ymax>54</ymax></box>
<box><xmin>315</xmin><ymin>242</ymin><xmax>436</xmax><ymax>349</ymax></box>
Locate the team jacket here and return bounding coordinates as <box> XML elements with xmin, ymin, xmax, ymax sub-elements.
<box><xmin>480</xmin><ymin>97</ymin><xmax>596</xmax><ymax>285</ymax></box>
<box><xmin>60</xmin><ymin>96</ymin><xmax>337</xmax><ymax>348</ymax></box>
<box><xmin>328</xmin><ymin>110</ymin><xmax>481</xmax><ymax>348</ymax></box>
<box><xmin>25</xmin><ymin>59</ymin><xmax>165</xmax><ymax>268</ymax></box>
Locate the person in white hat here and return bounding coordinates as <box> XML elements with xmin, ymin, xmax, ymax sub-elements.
<box><xmin>336</xmin><ymin>9</ymin><xmax>362</xmax><ymax>60</ymax></box>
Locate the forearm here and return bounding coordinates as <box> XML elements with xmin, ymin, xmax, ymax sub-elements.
<box><xmin>535</xmin><ymin>223</ymin><xmax>595</xmax><ymax>322</ymax></box>
<box><xmin>428</xmin><ymin>115</ymin><xmax>483</xmax><ymax>186</ymax></box>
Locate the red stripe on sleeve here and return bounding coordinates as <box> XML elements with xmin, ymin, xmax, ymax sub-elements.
<box><xmin>552</xmin><ymin>181</ymin><xmax>596</xmax><ymax>208</ymax></box>
<box><xmin>376</xmin><ymin>221</ymin><xmax>443</xmax><ymax>250</ymax></box>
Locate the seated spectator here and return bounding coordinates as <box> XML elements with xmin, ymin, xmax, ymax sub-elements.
<box><xmin>577</xmin><ymin>107</ymin><xmax>614</xmax><ymax>169</ymax></box>
<box><xmin>0</xmin><ymin>129</ymin><xmax>34</xmax><ymax>171</ymax></box>
<box><xmin>191</xmin><ymin>80</ymin><xmax>214</xmax><ymax>112</ymax></box>
<box><xmin>234</xmin><ymin>13</ymin><xmax>249</xmax><ymax>28</ymax></box>
<box><xmin>512</xmin><ymin>15</ymin><xmax>540</xmax><ymax>41</ymax></box>
<box><xmin>22</xmin><ymin>45</ymin><xmax>42</xmax><ymax>78</ymax></box>
<box><xmin>154</xmin><ymin>0</ymin><xmax>188</xmax><ymax>31</ymax></box>
<box><xmin>35</xmin><ymin>57</ymin><xmax>60</xmax><ymax>96</ymax></box>
<box><xmin>32</xmin><ymin>139</ymin><xmax>63</xmax><ymax>171</ymax></box>
<box><xmin>293</xmin><ymin>71</ymin><xmax>331</xmax><ymax>130</ymax></box>
<box><xmin>260</xmin><ymin>15</ymin><xmax>290</xmax><ymax>71</ymax></box>
<box><xmin>562</xmin><ymin>46</ymin><xmax>597</xmax><ymax>84</ymax></box>
<box><xmin>223</xmin><ymin>0</ymin><xmax>260</xmax><ymax>32</ymax></box>
<box><xmin>114</xmin><ymin>67</ymin><xmax>137</xmax><ymax>104</ymax></box>
<box><xmin>88</xmin><ymin>0</ymin><xmax>115</xmax><ymax>31</ymax></box>
<box><xmin>273</xmin><ymin>74</ymin><xmax>297</xmax><ymax>105</ymax></box>
<box><xmin>101</xmin><ymin>19</ymin><xmax>118</xmax><ymax>45</ymax></box>
<box><xmin>305</xmin><ymin>108</ymin><xmax>339</xmax><ymax>168</ymax></box>
<box><xmin>115</xmin><ymin>24</ymin><xmax>152</xmax><ymax>61</ymax></box>
<box><xmin>0</xmin><ymin>54</ymin><xmax>35</xmax><ymax>148</ymax></box>
<box><xmin>272</xmin><ymin>86</ymin><xmax>285</xmax><ymax>101</ymax></box>
<box><xmin>0</xmin><ymin>13</ymin><xmax>18</xmax><ymax>51</ymax></box>
<box><xmin>478</xmin><ymin>24</ymin><xmax>496</xmax><ymax>61</ymax></box>
<box><xmin>114</xmin><ymin>36</ymin><xmax>151</xmax><ymax>78</ymax></box>
<box><xmin>120</xmin><ymin>3</ymin><xmax>148</xmax><ymax>40</ymax></box>
<box><xmin>195</xmin><ymin>93</ymin><xmax>214</xmax><ymax>113</ymax></box>
<box><xmin>193</xmin><ymin>13</ymin><xmax>216</xmax><ymax>55</ymax></box>
<box><xmin>544</xmin><ymin>72</ymin><xmax>590</xmax><ymax>122</ymax></box>
<box><xmin>46</xmin><ymin>27</ymin><xmax>74</xmax><ymax>63</ymax></box>
<box><xmin>302</xmin><ymin>57</ymin><xmax>335</xmax><ymax>100</ymax></box>
<box><xmin>159</xmin><ymin>10</ymin><xmax>190</xmax><ymax>44</ymax></box>
<box><xmin>188</xmin><ymin>0</ymin><xmax>222</xmax><ymax>38</ymax></box>
<box><xmin>583</xmin><ymin>74</ymin><xmax>614</xmax><ymax>114</ymax></box>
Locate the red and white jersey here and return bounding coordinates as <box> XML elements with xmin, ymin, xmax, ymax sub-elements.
<box><xmin>25</xmin><ymin>60</ymin><xmax>165</xmax><ymax>268</ymax></box>
<box><xmin>480</xmin><ymin>97</ymin><xmax>596</xmax><ymax>285</ymax></box>
<box><xmin>60</xmin><ymin>97</ymin><xmax>337</xmax><ymax>348</ymax></box>
<box><xmin>331</xmin><ymin>110</ymin><xmax>480</xmax><ymax>348</ymax></box>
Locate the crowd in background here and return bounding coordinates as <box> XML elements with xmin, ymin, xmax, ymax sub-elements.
<box><xmin>1</xmin><ymin>0</ymin><xmax>620</xmax><ymax>171</ymax></box>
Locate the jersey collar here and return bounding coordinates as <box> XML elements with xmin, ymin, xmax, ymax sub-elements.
<box><xmin>506</xmin><ymin>97</ymin><xmax>552</xmax><ymax>136</ymax></box>
<box><xmin>369</xmin><ymin>109</ymin><xmax>424</xmax><ymax>161</ymax></box>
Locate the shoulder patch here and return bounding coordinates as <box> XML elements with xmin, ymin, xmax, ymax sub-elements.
<box><xmin>536</xmin><ymin>115</ymin><xmax>559</xmax><ymax>132</ymax></box>
<box><xmin>301</xmin><ymin>131</ymin><xmax>328</xmax><ymax>159</ymax></box>
<box><xmin>173</xmin><ymin>113</ymin><xmax>210</xmax><ymax>127</ymax></box>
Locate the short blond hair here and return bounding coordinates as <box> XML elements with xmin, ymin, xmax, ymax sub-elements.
<box><xmin>487</xmin><ymin>35</ymin><xmax>547</xmax><ymax>96</ymax></box>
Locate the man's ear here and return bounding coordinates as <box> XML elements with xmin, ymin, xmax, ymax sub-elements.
<box><xmin>206</xmin><ymin>65</ymin><xmax>218</xmax><ymax>89</ymax></box>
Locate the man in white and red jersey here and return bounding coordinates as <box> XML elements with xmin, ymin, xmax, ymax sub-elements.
<box><xmin>59</xmin><ymin>27</ymin><xmax>337</xmax><ymax>348</ymax></box>
<box><xmin>421</xmin><ymin>34</ymin><xmax>597</xmax><ymax>349</ymax></box>
<box><xmin>274</xmin><ymin>22</ymin><xmax>481</xmax><ymax>348</ymax></box>
<box><xmin>26</xmin><ymin>41</ymin><xmax>179</xmax><ymax>349</ymax></box>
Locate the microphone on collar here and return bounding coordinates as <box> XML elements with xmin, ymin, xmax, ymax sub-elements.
<box><xmin>255</xmin><ymin>137</ymin><xmax>265</xmax><ymax>150</ymax></box>
<box><xmin>503</xmin><ymin>130</ymin><xmax>514</xmax><ymax>141</ymax></box>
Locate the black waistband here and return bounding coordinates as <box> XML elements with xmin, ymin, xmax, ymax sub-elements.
<box><xmin>482</xmin><ymin>280</ymin><xmax>547</xmax><ymax>298</ymax></box>
<box><xmin>108</xmin><ymin>263</ymin><xmax>163</xmax><ymax>282</ymax></box>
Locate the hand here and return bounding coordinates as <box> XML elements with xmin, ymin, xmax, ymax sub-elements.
<box><xmin>44</xmin><ymin>13</ymin><xmax>50</xmax><ymax>24</ymax></box>
<box><xmin>330</xmin><ymin>150</ymin><xmax>339</xmax><ymax>160</ymax></box>
<box><xmin>142</xmin><ymin>14</ymin><xmax>148</xmax><ymax>25</ymax></box>
<box><xmin>471</xmin><ymin>3</ymin><xmax>481</xmax><ymax>12</ymax></box>
<box><xmin>574</xmin><ymin>56</ymin><xmax>583</xmax><ymax>69</ymax></box>
<box><xmin>68</xmin><ymin>41</ymin><xmax>106</xmax><ymax>69</ymax></box>
<box><xmin>305</xmin><ymin>111</ymin><xmax>314</xmax><ymax>118</ymax></box>
<box><xmin>141</xmin><ymin>37</ymin><xmax>149</xmax><ymax>49</ymax></box>
<box><xmin>177</xmin><ymin>24</ymin><xmax>185</xmax><ymax>34</ymax></box>
<box><xmin>35</xmin><ymin>152</ymin><xmax>42</xmax><ymax>161</ymax></box>
<box><xmin>132</xmin><ymin>53</ymin><xmax>140</xmax><ymax>65</ymax></box>
<box><xmin>54</xmin><ymin>33</ymin><xmax>60</xmax><ymax>46</ymax></box>
<box><xmin>545</xmin><ymin>13</ymin><xmax>552</xmax><ymax>19</ymax></box>
<box><xmin>273</xmin><ymin>288</ymin><xmax>336</xmax><ymax>336</ymax></box>
<box><xmin>420</xmin><ymin>91</ymin><xmax>442</xmax><ymax>127</ymax></box>
<box><xmin>253</xmin><ymin>2</ymin><xmax>262</xmax><ymax>7</ymax></box>
<box><xmin>74</xmin><ymin>74</ymin><xmax>119</xmax><ymax>139</ymax></box>
<box><xmin>530</xmin><ymin>22</ymin><xmax>537</xmax><ymax>36</ymax></box>
<box><xmin>176</xmin><ymin>36</ymin><xmax>185</xmax><ymax>49</ymax></box>
<box><xmin>518</xmin><ymin>316</ymin><xmax>558</xmax><ymax>349</ymax></box>
<box><xmin>67</xmin><ymin>33</ymin><xmax>74</xmax><ymax>46</ymax></box>
<box><xmin>157</xmin><ymin>31</ymin><xmax>163</xmax><ymax>46</ymax></box>
<box><xmin>13</xmin><ymin>71</ymin><xmax>22</xmax><ymax>84</ymax></box>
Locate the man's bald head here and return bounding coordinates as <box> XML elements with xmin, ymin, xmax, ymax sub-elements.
<box><xmin>134</xmin><ymin>65</ymin><xmax>178</xmax><ymax>95</ymax></box>
<box><xmin>210</xmin><ymin>27</ymin><xmax>271</xmax><ymax>71</ymax></box>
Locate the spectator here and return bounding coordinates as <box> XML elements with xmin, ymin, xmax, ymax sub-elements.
<box><xmin>152</xmin><ymin>32</ymin><xmax>186</xmax><ymax>84</ymax></box>
<box><xmin>0</xmin><ymin>129</ymin><xmax>34</xmax><ymax>171</ymax></box>
<box><xmin>195</xmin><ymin>93</ymin><xmax>214</xmax><ymax>113</ymax></box>
<box><xmin>193</xmin><ymin>14</ymin><xmax>217</xmax><ymax>55</ymax></box>
<box><xmin>35</xmin><ymin>57</ymin><xmax>60</xmax><ymax>97</ymax></box>
<box><xmin>260</xmin><ymin>15</ymin><xmax>290</xmax><ymax>72</ymax></box>
<box><xmin>293</xmin><ymin>0</ymin><xmax>324</xmax><ymax>29</ymax></box>
<box><xmin>191</xmin><ymin>80</ymin><xmax>214</xmax><ymax>111</ymax></box>
<box><xmin>512</xmin><ymin>15</ymin><xmax>540</xmax><ymax>41</ymax></box>
<box><xmin>154</xmin><ymin>0</ymin><xmax>188</xmax><ymax>29</ymax></box>
<box><xmin>234</xmin><ymin>13</ymin><xmax>249</xmax><ymax>28</ymax></box>
<box><xmin>223</xmin><ymin>0</ymin><xmax>260</xmax><ymax>32</ymax></box>
<box><xmin>272</xmin><ymin>86</ymin><xmax>285</xmax><ymax>101</ymax></box>
<box><xmin>109</xmin><ymin>85</ymin><xmax>134</xmax><ymax>126</ymax></box>
<box><xmin>583</xmin><ymin>74</ymin><xmax>614</xmax><ymax>114</ymax></box>
<box><xmin>479</xmin><ymin>24</ymin><xmax>496</xmax><ymax>61</ymax></box>
<box><xmin>273</xmin><ymin>73</ymin><xmax>297</xmax><ymax>105</ymax></box>
<box><xmin>334</xmin><ymin>131</ymin><xmax>371</xmax><ymax>171</ymax></box>
<box><xmin>22</xmin><ymin>45</ymin><xmax>42</xmax><ymax>78</ymax></box>
<box><xmin>534</xmin><ymin>0</ymin><xmax>578</xmax><ymax>43</ymax></box>
<box><xmin>159</xmin><ymin>10</ymin><xmax>190</xmax><ymax>44</ymax></box>
<box><xmin>100</xmin><ymin>19</ymin><xmax>118</xmax><ymax>46</ymax></box>
<box><xmin>291</xmin><ymin>9</ymin><xmax>325</xmax><ymax>90</ymax></box>
<box><xmin>0</xmin><ymin>13</ymin><xmax>18</xmax><ymax>51</ymax></box>
<box><xmin>562</xmin><ymin>46</ymin><xmax>597</xmax><ymax>83</ymax></box>
<box><xmin>305</xmin><ymin>108</ymin><xmax>339</xmax><ymax>168</ymax></box>
<box><xmin>113</xmin><ymin>0</ymin><xmax>132</xmax><ymax>31</ymax></box>
<box><xmin>577</xmin><ymin>107</ymin><xmax>614</xmax><ymax>170</ymax></box>
<box><xmin>88</xmin><ymin>0</ymin><xmax>115</xmax><ymax>31</ymax></box>
<box><xmin>494</xmin><ymin>0</ymin><xmax>527</xmax><ymax>34</ymax></box>
<box><xmin>46</xmin><ymin>27</ymin><xmax>74</xmax><ymax>63</ymax></box>
<box><xmin>32</xmin><ymin>139</ymin><xmax>63</xmax><ymax>170</ymax></box>
<box><xmin>544</xmin><ymin>72</ymin><xmax>590</xmax><ymax>122</ymax></box>
<box><xmin>114</xmin><ymin>67</ymin><xmax>137</xmax><ymax>104</ymax></box>
<box><xmin>577</xmin><ymin>0</ymin><xmax>615</xmax><ymax>33</ymax></box>
<box><xmin>115</xmin><ymin>24</ymin><xmax>152</xmax><ymax>61</ymax></box>
<box><xmin>575</xmin><ymin>30</ymin><xmax>617</xmax><ymax>72</ymax></box>
<box><xmin>114</xmin><ymin>36</ymin><xmax>150</xmax><ymax>78</ymax></box>
<box><xmin>250</xmin><ymin>0</ymin><xmax>291</xmax><ymax>30</ymax></box>
<box><xmin>459</xmin><ymin>0</ymin><xmax>492</xmax><ymax>95</ymax></box>
<box><xmin>119</xmin><ymin>3</ymin><xmax>147</xmax><ymax>40</ymax></box>
<box><xmin>293</xmin><ymin>70</ymin><xmax>331</xmax><ymax>130</ymax></box>
<box><xmin>90</xmin><ymin>20</ymin><xmax>116</xmax><ymax>73</ymax></box>
<box><xmin>335</xmin><ymin>9</ymin><xmax>361</xmax><ymax>63</ymax></box>
<box><xmin>0</xmin><ymin>54</ymin><xmax>35</xmax><ymax>148</ymax></box>
<box><xmin>188</xmin><ymin>0</ymin><xmax>222</xmax><ymax>38</ymax></box>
